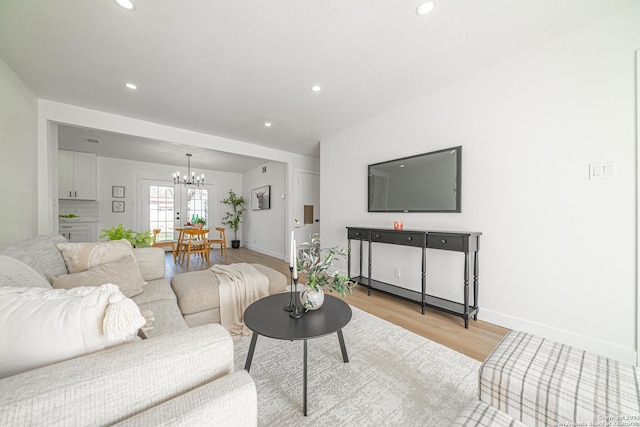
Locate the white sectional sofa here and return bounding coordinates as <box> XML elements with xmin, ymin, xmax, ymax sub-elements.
<box><xmin>0</xmin><ymin>234</ymin><xmax>257</xmax><ymax>426</ymax></box>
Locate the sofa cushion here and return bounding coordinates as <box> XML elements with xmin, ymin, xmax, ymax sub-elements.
<box><xmin>0</xmin><ymin>255</ymin><xmax>52</xmax><ymax>289</ymax></box>
<box><xmin>184</xmin><ymin>309</ymin><xmax>220</xmax><ymax>328</ymax></box>
<box><xmin>130</xmin><ymin>278</ymin><xmax>177</xmax><ymax>306</ymax></box>
<box><xmin>171</xmin><ymin>263</ymin><xmax>287</xmax><ymax>315</ymax></box>
<box><xmin>48</xmin><ymin>255</ymin><xmax>145</xmax><ymax>297</ymax></box>
<box><xmin>0</xmin><ymin>324</ymin><xmax>235</xmax><ymax>427</ymax></box>
<box><xmin>133</xmin><ymin>247</ymin><xmax>166</xmax><ymax>282</ymax></box>
<box><xmin>134</xmin><ymin>299</ymin><xmax>188</xmax><ymax>338</ymax></box>
<box><xmin>0</xmin><ymin>234</ymin><xmax>68</xmax><ymax>278</ymax></box>
<box><xmin>56</xmin><ymin>239</ymin><xmax>134</xmax><ymax>273</ymax></box>
<box><xmin>0</xmin><ymin>284</ymin><xmax>145</xmax><ymax>379</ymax></box>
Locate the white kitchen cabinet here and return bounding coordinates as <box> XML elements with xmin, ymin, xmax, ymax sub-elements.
<box><xmin>59</xmin><ymin>222</ymin><xmax>97</xmax><ymax>243</ymax></box>
<box><xmin>58</xmin><ymin>150</ymin><xmax>97</xmax><ymax>200</ymax></box>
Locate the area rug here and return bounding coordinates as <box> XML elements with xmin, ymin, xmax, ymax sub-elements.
<box><xmin>233</xmin><ymin>305</ymin><xmax>479</xmax><ymax>426</ymax></box>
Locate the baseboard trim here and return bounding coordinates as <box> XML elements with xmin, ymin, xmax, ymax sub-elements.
<box><xmin>480</xmin><ymin>309</ymin><xmax>637</xmax><ymax>365</ymax></box>
<box><xmin>243</xmin><ymin>244</ymin><xmax>283</xmax><ymax>260</ymax></box>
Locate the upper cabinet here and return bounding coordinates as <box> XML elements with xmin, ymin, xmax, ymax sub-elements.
<box><xmin>58</xmin><ymin>150</ymin><xmax>97</xmax><ymax>200</ymax></box>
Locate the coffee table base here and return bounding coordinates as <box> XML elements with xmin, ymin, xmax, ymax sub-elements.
<box><xmin>244</xmin><ymin>330</ymin><xmax>349</xmax><ymax>416</ymax></box>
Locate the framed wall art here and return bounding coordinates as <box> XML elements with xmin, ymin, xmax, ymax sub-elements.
<box><xmin>112</xmin><ymin>201</ymin><xmax>125</xmax><ymax>213</ymax></box>
<box><xmin>112</xmin><ymin>186</ymin><xmax>125</xmax><ymax>198</ymax></box>
<box><xmin>251</xmin><ymin>185</ymin><xmax>271</xmax><ymax>210</ymax></box>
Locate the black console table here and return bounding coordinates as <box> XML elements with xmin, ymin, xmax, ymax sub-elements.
<box><xmin>346</xmin><ymin>227</ymin><xmax>481</xmax><ymax>328</ymax></box>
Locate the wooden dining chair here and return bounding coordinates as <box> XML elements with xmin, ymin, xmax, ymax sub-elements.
<box><xmin>152</xmin><ymin>229</ymin><xmax>177</xmax><ymax>262</ymax></box>
<box><xmin>178</xmin><ymin>228</ymin><xmax>209</xmax><ymax>269</ymax></box>
<box><xmin>208</xmin><ymin>227</ymin><xmax>228</xmax><ymax>257</ymax></box>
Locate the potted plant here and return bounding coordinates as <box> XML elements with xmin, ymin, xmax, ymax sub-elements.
<box><xmin>296</xmin><ymin>232</ymin><xmax>356</xmax><ymax>310</ymax></box>
<box><xmin>100</xmin><ymin>224</ymin><xmax>152</xmax><ymax>248</ymax></box>
<box><xmin>221</xmin><ymin>190</ymin><xmax>247</xmax><ymax>248</ymax></box>
<box><xmin>191</xmin><ymin>215</ymin><xmax>206</xmax><ymax>229</ymax></box>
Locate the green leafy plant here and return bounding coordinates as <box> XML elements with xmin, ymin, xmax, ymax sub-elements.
<box><xmin>220</xmin><ymin>190</ymin><xmax>247</xmax><ymax>240</ymax></box>
<box><xmin>192</xmin><ymin>215</ymin><xmax>206</xmax><ymax>225</ymax></box>
<box><xmin>297</xmin><ymin>232</ymin><xmax>356</xmax><ymax>297</ymax></box>
<box><xmin>100</xmin><ymin>224</ymin><xmax>152</xmax><ymax>248</ymax></box>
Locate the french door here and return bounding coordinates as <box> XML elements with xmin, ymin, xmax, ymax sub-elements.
<box><xmin>140</xmin><ymin>179</ymin><xmax>214</xmax><ymax>240</ymax></box>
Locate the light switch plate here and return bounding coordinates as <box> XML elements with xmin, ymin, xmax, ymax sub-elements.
<box><xmin>589</xmin><ymin>162</ymin><xmax>616</xmax><ymax>179</ymax></box>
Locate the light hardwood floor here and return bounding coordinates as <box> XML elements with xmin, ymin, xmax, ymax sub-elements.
<box><xmin>164</xmin><ymin>247</ymin><xmax>509</xmax><ymax>362</ymax></box>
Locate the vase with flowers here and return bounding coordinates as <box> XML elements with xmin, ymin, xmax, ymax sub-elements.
<box><xmin>295</xmin><ymin>232</ymin><xmax>356</xmax><ymax>310</ymax></box>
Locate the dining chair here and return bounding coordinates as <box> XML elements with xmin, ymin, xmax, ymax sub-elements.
<box><xmin>208</xmin><ymin>227</ymin><xmax>228</xmax><ymax>257</ymax></box>
<box><xmin>152</xmin><ymin>229</ymin><xmax>177</xmax><ymax>262</ymax></box>
<box><xmin>178</xmin><ymin>228</ymin><xmax>209</xmax><ymax>269</ymax></box>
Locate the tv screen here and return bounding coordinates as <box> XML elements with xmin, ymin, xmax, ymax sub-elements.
<box><xmin>368</xmin><ymin>146</ymin><xmax>461</xmax><ymax>213</ymax></box>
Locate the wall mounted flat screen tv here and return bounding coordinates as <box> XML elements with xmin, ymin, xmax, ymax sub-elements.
<box><xmin>368</xmin><ymin>146</ymin><xmax>461</xmax><ymax>213</ymax></box>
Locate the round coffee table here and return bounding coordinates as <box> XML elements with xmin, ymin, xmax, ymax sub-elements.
<box><xmin>243</xmin><ymin>292</ymin><xmax>352</xmax><ymax>416</ymax></box>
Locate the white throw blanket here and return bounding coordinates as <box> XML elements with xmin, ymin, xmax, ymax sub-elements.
<box><xmin>210</xmin><ymin>263</ymin><xmax>269</xmax><ymax>337</ymax></box>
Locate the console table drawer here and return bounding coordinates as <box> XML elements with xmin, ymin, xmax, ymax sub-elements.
<box><xmin>348</xmin><ymin>228</ymin><xmax>370</xmax><ymax>240</ymax></box>
<box><xmin>427</xmin><ymin>234</ymin><xmax>466</xmax><ymax>252</ymax></box>
<box><xmin>370</xmin><ymin>230</ymin><xmax>424</xmax><ymax>247</ymax></box>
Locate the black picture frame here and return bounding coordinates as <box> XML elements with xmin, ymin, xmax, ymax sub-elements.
<box><xmin>112</xmin><ymin>201</ymin><xmax>125</xmax><ymax>213</ymax></box>
<box><xmin>251</xmin><ymin>185</ymin><xmax>271</xmax><ymax>210</ymax></box>
<box><xmin>112</xmin><ymin>186</ymin><xmax>125</xmax><ymax>198</ymax></box>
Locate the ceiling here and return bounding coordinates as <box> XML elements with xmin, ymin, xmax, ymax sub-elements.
<box><xmin>0</xmin><ymin>0</ymin><xmax>634</xmax><ymax>171</ymax></box>
<box><xmin>56</xmin><ymin>124</ymin><xmax>268</xmax><ymax>173</ymax></box>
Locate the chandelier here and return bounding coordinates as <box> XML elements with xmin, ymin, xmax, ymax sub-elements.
<box><xmin>173</xmin><ymin>154</ymin><xmax>204</xmax><ymax>187</ymax></box>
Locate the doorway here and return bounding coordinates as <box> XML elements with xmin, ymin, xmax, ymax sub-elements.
<box><xmin>295</xmin><ymin>170</ymin><xmax>320</xmax><ymax>244</ymax></box>
<box><xmin>140</xmin><ymin>179</ymin><xmax>214</xmax><ymax>239</ymax></box>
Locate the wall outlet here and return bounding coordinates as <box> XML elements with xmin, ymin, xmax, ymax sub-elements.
<box><xmin>393</xmin><ymin>268</ymin><xmax>401</xmax><ymax>279</ymax></box>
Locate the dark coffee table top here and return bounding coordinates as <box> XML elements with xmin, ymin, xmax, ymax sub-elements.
<box><xmin>244</xmin><ymin>292</ymin><xmax>352</xmax><ymax>341</ymax></box>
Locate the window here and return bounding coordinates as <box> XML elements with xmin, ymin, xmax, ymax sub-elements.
<box><xmin>187</xmin><ymin>188</ymin><xmax>208</xmax><ymax>225</ymax></box>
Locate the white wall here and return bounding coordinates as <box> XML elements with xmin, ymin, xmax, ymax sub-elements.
<box><xmin>321</xmin><ymin>5</ymin><xmax>640</xmax><ymax>363</ymax></box>
<box><xmin>243</xmin><ymin>161</ymin><xmax>287</xmax><ymax>258</ymax></box>
<box><xmin>0</xmin><ymin>58</ymin><xmax>38</xmax><ymax>243</ymax></box>
<box><xmin>95</xmin><ymin>157</ymin><xmax>241</xmax><ymax>237</ymax></box>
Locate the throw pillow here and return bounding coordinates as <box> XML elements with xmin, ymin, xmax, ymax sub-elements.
<box><xmin>56</xmin><ymin>239</ymin><xmax>134</xmax><ymax>273</ymax></box>
<box><xmin>0</xmin><ymin>255</ymin><xmax>52</xmax><ymax>289</ymax></box>
<box><xmin>0</xmin><ymin>234</ymin><xmax>68</xmax><ymax>278</ymax></box>
<box><xmin>0</xmin><ymin>284</ymin><xmax>145</xmax><ymax>379</ymax></box>
<box><xmin>48</xmin><ymin>255</ymin><xmax>146</xmax><ymax>297</ymax></box>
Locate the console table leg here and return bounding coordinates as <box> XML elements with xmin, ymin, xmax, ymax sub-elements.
<box><xmin>337</xmin><ymin>329</ymin><xmax>349</xmax><ymax>363</ymax></box>
<box><xmin>347</xmin><ymin>239</ymin><xmax>351</xmax><ymax>279</ymax></box>
<box><xmin>303</xmin><ymin>339</ymin><xmax>308</xmax><ymax>416</ymax></box>
<box><xmin>421</xmin><ymin>246</ymin><xmax>426</xmax><ymax>315</ymax></box>
<box><xmin>463</xmin><ymin>252</ymin><xmax>470</xmax><ymax>329</ymax></box>
<box><xmin>367</xmin><ymin>239</ymin><xmax>372</xmax><ymax>296</ymax></box>
<box><xmin>244</xmin><ymin>333</ymin><xmax>259</xmax><ymax>372</ymax></box>
<box><xmin>473</xmin><ymin>250</ymin><xmax>479</xmax><ymax>321</ymax></box>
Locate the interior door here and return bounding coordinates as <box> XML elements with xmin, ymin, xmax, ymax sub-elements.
<box><xmin>295</xmin><ymin>171</ymin><xmax>320</xmax><ymax>244</ymax></box>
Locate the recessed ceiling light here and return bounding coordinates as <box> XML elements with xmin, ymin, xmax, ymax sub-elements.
<box><xmin>115</xmin><ymin>0</ymin><xmax>135</xmax><ymax>10</ymax></box>
<box><xmin>264</xmin><ymin>122</ymin><xmax>272</xmax><ymax>127</ymax></box>
<box><xmin>416</xmin><ymin>0</ymin><xmax>436</xmax><ymax>16</ymax></box>
<box><xmin>311</xmin><ymin>85</ymin><xmax>322</xmax><ymax>92</ymax></box>
<box><xmin>125</xmin><ymin>82</ymin><xmax>138</xmax><ymax>90</ymax></box>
